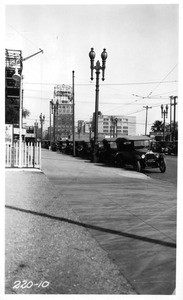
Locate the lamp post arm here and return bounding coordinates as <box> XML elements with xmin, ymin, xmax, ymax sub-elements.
<box><xmin>22</xmin><ymin>49</ymin><xmax>43</xmax><ymax>62</ymax></box>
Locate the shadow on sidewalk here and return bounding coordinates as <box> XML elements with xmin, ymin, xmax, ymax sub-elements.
<box><xmin>5</xmin><ymin>204</ymin><xmax>176</xmax><ymax>249</ymax></box>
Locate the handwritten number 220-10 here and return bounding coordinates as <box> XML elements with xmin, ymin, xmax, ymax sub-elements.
<box><xmin>13</xmin><ymin>280</ymin><xmax>49</xmax><ymax>289</ymax></box>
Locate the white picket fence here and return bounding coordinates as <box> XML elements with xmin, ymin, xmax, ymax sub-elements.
<box><xmin>5</xmin><ymin>142</ymin><xmax>41</xmax><ymax>168</ymax></box>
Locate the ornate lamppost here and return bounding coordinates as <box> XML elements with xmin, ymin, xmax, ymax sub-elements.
<box><xmin>89</xmin><ymin>47</ymin><xmax>107</xmax><ymax>162</ymax></box>
<box><xmin>114</xmin><ymin>117</ymin><xmax>118</xmax><ymax>138</ymax></box>
<box><xmin>39</xmin><ymin>113</ymin><xmax>45</xmax><ymax>144</ymax></box>
<box><xmin>161</xmin><ymin>104</ymin><xmax>168</xmax><ymax>141</ymax></box>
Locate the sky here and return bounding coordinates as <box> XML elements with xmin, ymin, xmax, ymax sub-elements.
<box><xmin>3</xmin><ymin>1</ymin><xmax>180</xmax><ymax>135</ymax></box>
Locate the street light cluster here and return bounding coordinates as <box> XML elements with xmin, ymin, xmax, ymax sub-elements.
<box><xmin>89</xmin><ymin>47</ymin><xmax>108</xmax><ymax>162</ymax></box>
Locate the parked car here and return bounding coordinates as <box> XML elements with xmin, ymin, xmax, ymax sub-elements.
<box><xmin>82</xmin><ymin>141</ymin><xmax>93</xmax><ymax>159</ymax></box>
<box><xmin>75</xmin><ymin>140</ymin><xmax>85</xmax><ymax>157</ymax></box>
<box><xmin>167</xmin><ymin>141</ymin><xmax>178</xmax><ymax>156</ymax></box>
<box><xmin>74</xmin><ymin>140</ymin><xmax>92</xmax><ymax>159</ymax></box>
<box><xmin>56</xmin><ymin>140</ymin><xmax>68</xmax><ymax>153</ymax></box>
<box><xmin>96</xmin><ymin>138</ymin><xmax>118</xmax><ymax>164</ymax></box>
<box><xmin>115</xmin><ymin>136</ymin><xmax>166</xmax><ymax>173</ymax></box>
<box><xmin>41</xmin><ymin>140</ymin><xmax>50</xmax><ymax>149</ymax></box>
<box><xmin>64</xmin><ymin>140</ymin><xmax>73</xmax><ymax>155</ymax></box>
<box><xmin>51</xmin><ymin>142</ymin><xmax>57</xmax><ymax>151</ymax></box>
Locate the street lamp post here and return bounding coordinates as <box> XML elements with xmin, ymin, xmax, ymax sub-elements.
<box><xmin>52</xmin><ymin>100</ymin><xmax>59</xmax><ymax>142</ymax></box>
<box><xmin>161</xmin><ymin>104</ymin><xmax>168</xmax><ymax>141</ymax></box>
<box><xmin>89</xmin><ymin>47</ymin><xmax>107</xmax><ymax>162</ymax></box>
<box><xmin>114</xmin><ymin>118</ymin><xmax>118</xmax><ymax>138</ymax></box>
<box><xmin>34</xmin><ymin>121</ymin><xmax>38</xmax><ymax>142</ymax></box>
<box><xmin>12</xmin><ymin>62</ymin><xmax>23</xmax><ymax>167</ymax></box>
<box><xmin>39</xmin><ymin>113</ymin><xmax>45</xmax><ymax>144</ymax></box>
<box><xmin>50</xmin><ymin>100</ymin><xmax>54</xmax><ymax>147</ymax></box>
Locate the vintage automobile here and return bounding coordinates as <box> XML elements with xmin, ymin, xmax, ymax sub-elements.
<box><xmin>56</xmin><ymin>140</ymin><xmax>68</xmax><ymax>153</ymax></box>
<box><xmin>96</xmin><ymin>138</ymin><xmax>118</xmax><ymax>164</ymax></box>
<box><xmin>76</xmin><ymin>140</ymin><xmax>92</xmax><ymax>159</ymax></box>
<box><xmin>64</xmin><ymin>140</ymin><xmax>73</xmax><ymax>155</ymax></box>
<box><xmin>115</xmin><ymin>136</ymin><xmax>166</xmax><ymax>173</ymax></box>
<box><xmin>51</xmin><ymin>141</ymin><xmax>57</xmax><ymax>151</ymax></box>
<box><xmin>75</xmin><ymin>140</ymin><xmax>85</xmax><ymax>157</ymax></box>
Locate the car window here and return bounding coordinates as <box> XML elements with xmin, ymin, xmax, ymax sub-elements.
<box><xmin>134</xmin><ymin>140</ymin><xmax>149</xmax><ymax>149</ymax></box>
<box><xmin>118</xmin><ymin>141</ymin><xmax>133</xmax><ymax>151</ymax></box>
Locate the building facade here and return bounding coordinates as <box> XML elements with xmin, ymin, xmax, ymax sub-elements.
<box><xmin>53</xmin><ymin>84</ymin><xmax>73</xmax><ymax>140</ymax></box>
<box><xmin>5</xmin><ymin>49</ymin><xmax>23</xmax><ymax>125</ymax></box>
<box><xmin>92</xmin><ymin>113</ymin><xmax>136</xmax><ymax>137</ymax></box>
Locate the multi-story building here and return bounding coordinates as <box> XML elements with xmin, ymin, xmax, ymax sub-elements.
<box><xmin>5</xmin><ymin>49</ymin><xmax>23</xmax><ymax>125</ymax></box>
<box><xmin>53</xmin><ymin>84</ymin><xmax>73</xmax><ymax>140</ymax></box>
<box><xmin>92</xmin><ymin>113</ymin><xmax>136</xmax><ymax>137</ymax></box>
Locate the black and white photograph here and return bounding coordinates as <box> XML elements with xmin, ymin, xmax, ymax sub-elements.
<box><xmin>2</xmin><ymin>0</ymin><xmax>183</xmax><ymax>298</ymax></box>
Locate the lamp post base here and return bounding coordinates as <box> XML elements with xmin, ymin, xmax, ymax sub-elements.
<box><xmin>93</xmin><ymin>143</ymin><xmax>99</xmax><ymax>163</ymax></box>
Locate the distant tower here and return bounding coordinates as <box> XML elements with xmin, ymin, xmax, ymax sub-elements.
<box><xmin>53</xmin><ymin>84</ymin><xmax>73</xmax><ymax>139</ymax></box>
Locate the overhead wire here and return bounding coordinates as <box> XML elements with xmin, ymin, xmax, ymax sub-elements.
<box><xmin>23</xmin><ymin>80</ymin><xmax>178</xmax><ymax>87</ymax></box>
<box><xmin>146</xmin><ymin>64</ymin><xmax>178</xmax><ymax>98</ymax></box>
<box><xmin>6</xmin><ymin>22</ymin><xmax>41</xmax><ymax>50</ymax></box>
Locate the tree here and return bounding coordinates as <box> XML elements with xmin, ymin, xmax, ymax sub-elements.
<box><xmin>151</xmin><ymin>120</ymin><xmax>164</xmax><ymax>132</ymax></box>
<box><xmin>22</xmin><ymin>108</ymin><xmax>30</xmax><ymax>119</ymax></box>
<box><xmin>5</xmin><ymin>101</ymin><xmax>30</xmax><ymax>125</ymax></box>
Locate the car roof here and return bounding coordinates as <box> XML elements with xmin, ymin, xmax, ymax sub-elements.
<box><xmin>116</xmin><ymin>135</ymin><xmax>150</xmax><ymax>142</ymax></box>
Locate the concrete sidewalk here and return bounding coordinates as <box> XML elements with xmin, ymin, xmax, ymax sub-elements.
<box><xmin>5</xmin><ymin>168</ymin><xmax>136</xmax><ymax>295</ymax></box>
<box><xmin>5</xmin><ymin>150</ymin><xmax>176</xmax><ymax>294</ymax></box>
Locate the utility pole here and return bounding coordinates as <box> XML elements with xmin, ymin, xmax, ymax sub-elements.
<box><xmin>143</xmin><ymin>106</ymin><xmax>152</xmax><ymax>136</ymax></box>
<box><xmin>12</xmin><ymin>49</ymin><xmax>43</xmax><ymax>168</ymax></box>
<box><xmin>72</xmin><ymin>71</ymin><xmax>75</xmax><ymax>156</ymax></box>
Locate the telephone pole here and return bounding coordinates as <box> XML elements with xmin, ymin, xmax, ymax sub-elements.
<box><xmin>72</xmin><ymin>70</ymin><xmax>75</xmax><ymax>157</ymax></box>
<box><xmin>143</xmin><ymin>106</ymin><xmax>152</xmax><ymax>135</ymax></box>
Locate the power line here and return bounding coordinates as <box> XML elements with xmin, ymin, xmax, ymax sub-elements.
<box><xmin>6</xmin><ymin>22</ymin><xmax>40</xmax><ymax>50</ymax></box>
<box><xmin>23</xmin><ymin>80</ymin><xmax>178</xmax><ymax>87</ymax></box>
<box><xmin>146</xmin><ymin>64</ymin><xmax>178</xmax><ymax>97</ymax></box>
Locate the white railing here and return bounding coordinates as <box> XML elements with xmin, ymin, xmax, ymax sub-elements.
<box><xmin>5</xmin><ymin>142</ymin><xmax>41</xmax><ymax>168</ymax></box>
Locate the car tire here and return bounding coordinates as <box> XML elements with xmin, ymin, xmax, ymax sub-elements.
<box><xmin>159</xmin><ymin>160</ymin><xmax>166</xmax><ymax>173</ymax></box>
<box><xmin>134</xmin><ymin>160</ymin><xmax>141</xmax><ymax>172</ymax></box>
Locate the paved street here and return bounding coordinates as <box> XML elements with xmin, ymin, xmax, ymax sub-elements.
<box><xmin>5</xmin><ymin>149</ymin><xmax>177</xmax><ymax>295</ymax></box>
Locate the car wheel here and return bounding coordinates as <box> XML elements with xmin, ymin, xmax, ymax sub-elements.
<box><xmin>134</xmin><ymin>160</ymin><xmax>141</xmax><ymax>172</ymax></box>
<box><xmin>159</xmin><ymin>160</ymin><xmax>166</xmax><ymax>173</ymax></box>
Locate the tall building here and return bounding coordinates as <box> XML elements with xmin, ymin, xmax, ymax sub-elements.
<box><xmin>92</xmin><ymin>113</ymin><xmax>136</xmax><ymax>137</ymax></box>
<box><xmin>53</xmin><ymin>84</ymin><xmax>73</xmax><ymax>140</ymax></box>
<box><xmin>5</xmin><ymin>49</ymin><xmax>23</xmax><ymax>125</ymax></box>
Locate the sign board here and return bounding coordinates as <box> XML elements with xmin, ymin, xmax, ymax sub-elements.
<box><xmin>14</xmin><ymin>128</ymin><xmax>26</xmax><ymax>135</ymax></box>
<box><xmin>25</xmin><ymin>133</ymin><xmax>35</xmax><ymax>138</ymax></box>
<box><xmin>5</xmin><ymin>124</ymin><xmax>13</xmax><ymax>144</ymax></box>
<box><xmin>54</xmin><ymin>84</ymin><xmax>72</xmax><ymax>99</ymax></box>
